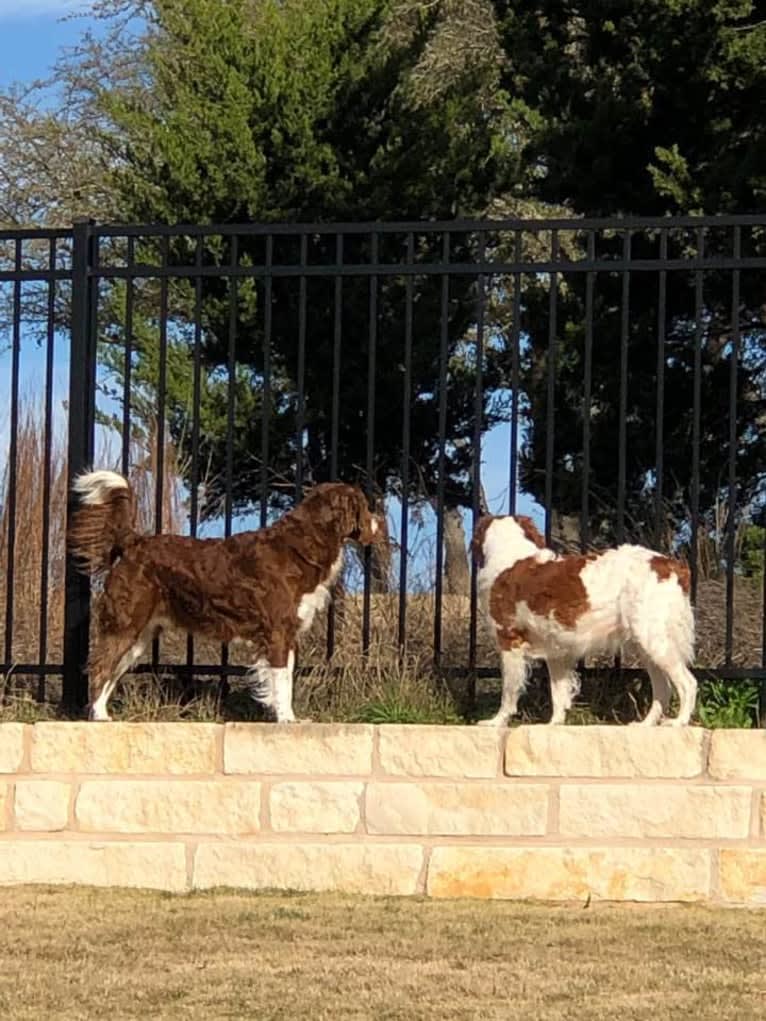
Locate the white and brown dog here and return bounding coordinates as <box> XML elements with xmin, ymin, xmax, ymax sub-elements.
<box><xmin>68</xmin><ymin>471</ymin><xmax>385</xmax><ymax>722</ymax></box>
<box><xmin>472</xmin><ymin>514</ymin><xmax>696</xmax><ymax>726</ymax></box>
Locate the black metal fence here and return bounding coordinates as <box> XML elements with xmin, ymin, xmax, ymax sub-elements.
<box><xmin>0</xmin><ymin>216</ymin><xmax>765</xmax><ymax>708</ymax></box>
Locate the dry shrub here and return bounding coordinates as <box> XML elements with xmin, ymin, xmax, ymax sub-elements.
<box><xmin>0</xmin><ymin>399</ymin><xmax>68</xmax><ymax>669</ymax></box>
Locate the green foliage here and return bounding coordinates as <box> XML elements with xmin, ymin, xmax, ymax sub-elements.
<box><xmin>352</xmin><ymin>692</ymin><xmax>461</xmax><ymax>725</ymax></box>
<box><xmin>5</xmin><ymin>0</ymin><xmax>765</xmax><ymax>539</ymax></box>
<box><xmin>493</xmin><ymin>1</ymin><xmax>766</xmax><ymax>541</ymax></box>
<box><xmin>649</xmin><ymin>145</ymin><xmax>703</xmax><ymax>210</ymax></box>
<box><xmin>495</xmin><ymin>0</ymin><xmax>766</xmax><ymax>216</ymax></box>
<box><xmin>697</xmin><ymin>678</ymin><xmax>760</xmax><ymax>729</ymax></box>
<box><xmin>89</xmin><ymin>0</ymin><xmax>519</xmax><ymax>515</ymax></box>
<box><xmin>738</xmin><ymin>525</ymin><xmax>765</xmax><ymax>578</ymax></box>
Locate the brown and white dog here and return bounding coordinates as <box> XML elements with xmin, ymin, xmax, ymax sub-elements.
<box><xmin>68</xmin><ymin>470</ymin><xmax>385</xmax><ymax>722</ymax></box>
<box><xmin>472</xmin><ymin>514</ymin><xmax>697</xmax><ymax>727</ymax></box>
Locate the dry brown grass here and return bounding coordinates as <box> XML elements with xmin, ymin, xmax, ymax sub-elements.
<box><xmin>1</xmin><ymin>887</ymin><xmax>765</xmax><ymax>1020</ymax></box>
<box><xmin>0</xmin><ymin>399</ymin><xmax>189</xmax><ymax>672</ymax></box>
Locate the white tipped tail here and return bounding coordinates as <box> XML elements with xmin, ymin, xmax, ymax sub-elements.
<box><xmin>72</xmin><ymin>469</ymin><xmax>130</xmax><ymax>506</ymax></box>
<box><xmin>69</xmin><ymin>469</ymin><xmax>136</xmax><ymax>575</ymax></box>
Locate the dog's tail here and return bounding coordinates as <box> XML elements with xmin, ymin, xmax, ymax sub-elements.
<box><xmin>68</xmin><ymin>469</ymin><xmax>138</xmax><ymax>576</ymax></box>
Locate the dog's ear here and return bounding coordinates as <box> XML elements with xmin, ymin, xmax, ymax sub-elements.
<box><xmin>349</xmin><ymin>487</ymin><xmax>384</xmax><ymax>545</ymax></box>
<box><xmin>471</xmin><ymin>515</ymin><xmax>495</xmax><ymax>567</ymax></box>
<box><xmin>514</xmin><ymin>515</ymin><xmax>546</xmax><ymax>549</ymax></box>
<box><xmin>314</xmin><ymin>483</ymin><xmax>385</xmax><ymax>545</ymax></box>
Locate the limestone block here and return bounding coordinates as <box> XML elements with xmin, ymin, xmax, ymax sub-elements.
<box><xmin>270</xmin><ymin>781</ymin><xmax>362</xmax><ymax>833</ymax></box>
<box><xmin>718</xmin><ymin>850</ymin><xmax>766</xmax><ymax>905</ymax></box>
<box><xmin>378</xmin><ymin>725</ymin><xmax>500</xmax><ymax>779</ymax></box>
<box><xmin>708</xmin><ymin>730</ymin><xmax>766</xmax><ymax>781</ymax></box>
<box><xmin>0</xmin><ymin>724</ymin><xmax>26</xmax><ymax>773</ymax></box>
<box><xmin>427</xmin><ymin>846</ymin><xmax>711</xmax><ymax>902</ymax></box>
<box><xmin>0</xmin><ymin>840</ymin><xmax>187</xmax><ymax>891</ymax></box>
<box><xmin>76</xmin><ymin>780</ymin><xmax>261</xmax><ymax>834</ymax></box>
<box><xmin>194</xmin><ymin>841</ymin><xmax>422</xmax><ymax>896</ymax></box>
<box><xmin>366</xmin><ymin>781</ymin><xmax>548</xmax><ymax>836</ymax></box>
<box><xmin>15</xmin><ymin>780</ymin><xmax>70</xmax><ymax>831</ymax></box>
<box><xmin>558</xmin><ymin>783</ymin><xmax>751</xmax><ymax>839</ymax></box>
<box><xmin>505</xmin><ymin>725</ymin><xmax>706</xmax><ymax>779</ymax></box>
<box><xmin>224</xmin><ymin>723</ymin><xmax>373</xmax><ymax>775</ymax></box>
<box><xmin>31</xmin><ymin>723</ymin><xmax>219</xmax><ymax>775</ymax></box>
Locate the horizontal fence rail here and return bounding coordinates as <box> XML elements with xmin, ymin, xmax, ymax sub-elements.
<box><xmin>0</xmin><ymin>217</ymin><xmax>764</xmax><ymax>714</ymax></box>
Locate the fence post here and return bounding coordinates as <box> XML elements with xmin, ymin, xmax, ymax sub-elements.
<box><xmin>62</xmin><ymin>218</ymin><xmax>96</xmax><ymax>710</ymax></box>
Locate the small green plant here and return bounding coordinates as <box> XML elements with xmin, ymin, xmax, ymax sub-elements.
<box><xmin>352</xmin><ymin>694</ymin><xmax>462</xmax><ymax>725</ymax></box>
<box><xmin>697</xmin><ymin>678</ymin><xmax>760</xmax><ymax>729</ymax></box>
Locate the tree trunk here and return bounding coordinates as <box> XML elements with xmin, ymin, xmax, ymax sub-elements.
<box><xmin>369</xmin><ymin>493</ymin><xmax>391</xmax><ymax>593</ymax></box>
<box><xmin>369</xmin><ymin>538</ymin><xmax>392</xmax><ymax>593</ymax></box>
<box><xmin>551</xmin><ymin>509</ymin><xmax>581</xmax><ymax>550</ymax></box>
<box><xmin>443</xmin><ymin>506</ymin><xmax>470</xmax><ymax>596</ymax></box>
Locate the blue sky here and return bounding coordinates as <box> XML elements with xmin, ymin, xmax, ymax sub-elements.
<box><xmin>0</xmin><ymin>1</ymin><xmax>543</xmax><ymax>572</ymax></box>
<box><xmin>0</xmin><ymin>2</ymin><xmax>96</xmax><ymax>88</ymax></box>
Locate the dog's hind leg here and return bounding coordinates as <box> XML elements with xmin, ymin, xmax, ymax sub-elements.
<box><xmin>88</xmin><ymin>626</ymin><xmax>154</xmax><ymax>721</ymax></box>
<box><xmin>546</xmin><ymin>658</ymin><xmax>580</xmax><ymax>725</ymax></box>
<box><xmin>636</xmin><ymin>661</ymin><xmax>672</xmax><ymax>726</ymax></box>
<box><xmin>478</xmin><ymin>648</ymin><xmax>529</xmax><ymax>727</ymax></box>
<box><xmin>662</xmin><ymin>660</ymin><xmax>697</xmax><ymax>726</ymax></box>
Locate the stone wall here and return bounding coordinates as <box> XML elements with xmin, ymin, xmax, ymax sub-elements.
<box><xmin>0</xmin><ymin>722</ymin><xmax>765</xmax><ymax>903</ymax></box>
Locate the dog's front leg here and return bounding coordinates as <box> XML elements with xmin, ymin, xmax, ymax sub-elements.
<box><xmin>248</xmin><ymin>633</ymin><xmax>301</xmax><ymax>723</ymax></box>
<box><xmin>273</xmin><ymin>649</ymin><xmax>297</xmax><ymax>723</ymax></box>
<box><xmin>478</xmin><ymin>648</ymin><xmax>529</xmax><ymax>727</ymax></box>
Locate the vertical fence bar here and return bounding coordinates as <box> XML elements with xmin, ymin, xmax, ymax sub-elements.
<box><xmin>468</xmin><ymin>233</ymin><xmax>486</xmax><ymax>692</ymax></box>
<box><xmin>330</xmin><ymin>235</ymin><xmax>343</xmax><ymax>482</ymax></box>
<box><xmin>616</xmin><ymin>230</ymin><xmax>631</xmax><ymax>543</ymax></box>
<box><xmin>221</xmin><ymin>234</ymin><xmax>238</xmax><ymax>675</ymax></box>
<box><xmin>224</xmin><ymin>239</ymin><xmax>239</xmax><ymax>522</ymax></box>
<box><xmin>433</xmin><ymin>231</ymin><xmax>450</xmax><ymax>668</ymax></box>
<box><xmin>398</xmin><ymin>233</ymin><xmax>414</xmax><ymax>654</ymax></box>
<box><xmin>296</xmin><ymin>234</ymin><xmax>307</xmax><ymax>501</ymax></box>
<box><xmin>63</xmin><ymin>218</ymin><xmax>96</xmax><ymax>709</ymax></box>
<box><xmin>544</xmin><ymin>231</ymin><xmax>559</xmax><ymax>545</ymax></box>
<box><xmin>260</xmin><ymin>235</ymin><xmax>273</xmax><ymax>528</ymax></box>
<box><xmin>509</xmin><ymin>231</ymin><xmax>521</xmax><ymax>515</ymax></box>
<box><xmin>3</xmin><ymin>240</ymin><xmax>21</xmax><ymax>672</ymax></box>
<box><xmin>154</xmin><ymin>236</ymin><xmax>169</xmax><ymax>535</ymax></box>
<box><xmin>690</xmin><ymin>228</ymin><xmax>704</xmax><ymax>603</ymax></box>
<box><xmin>724</xmin><ymin>227</ymin><xmax>740</xmax><ymax>666</ymax></box>
<box><xmin>362</xmin><ymin>232</ymin><xmax>378</xmax><ymax>655</ymax></box>
<box><xmin>37</xmin><ymin>238</ymin><xmax>57</xmax><ymax>698</ymax></box>
<box><xmin>187</xmin><ymin>238</ymin><xmax>204</xmax><ymax>670</ymax></box>
<box><xmin>327</xmin><ymin>234</ymin><xmax>343</xmax><ymax>660</ymax></box>
<box><xmin>121</xmin><ymin>236</ymin><xmax>134</xmax><ymax>476</ymax></box>
<box><xmin>655</xmin><ymin>229</ymin><xmax>668</xmax><ymax>546</ymax></box>
<box><xmin>580</xmin><ymin>230</ymin><xmax>595</xmax><ymax>549</ymax></box>
<box><xmin>151</xmin><ymin>235</ymin><xmax>169</xmax><ymax>670</ymax></box>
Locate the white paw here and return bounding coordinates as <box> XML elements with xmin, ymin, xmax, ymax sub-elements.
<box><xmin>88</xmin><ymin>707</ymin><xmax>111</xmax><ymax>722</ymax></box>
<box><xmin>476</xmin><ymin>716</ymin><xmax>509</xmax><ymax>728</ymax></box>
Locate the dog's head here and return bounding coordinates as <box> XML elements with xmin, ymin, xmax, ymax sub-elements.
<box><xmin>306</xmin><ymin>482</ymin><xmax>386</xmax><ymax>546</ymax></box>
<box><xmin>471</xmin><ymin>513</ymin><xmax>546</xmax><ymax>568</ymax></box>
